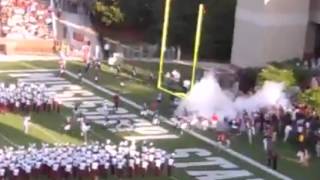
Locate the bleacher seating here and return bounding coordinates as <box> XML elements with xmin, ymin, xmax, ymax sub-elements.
<box><xmin>0</xmin><ymin>0</ymin><xmax>53</xmax><ymax>39</ymax></box>
<box><xmin>0</xmin><ymin>0</ymin><xmax>54</xmax><ymax>55</ymax></box>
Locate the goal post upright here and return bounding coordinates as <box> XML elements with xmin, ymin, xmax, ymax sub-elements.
<box><xmin>157</xmin><ymin>0</ymin><xmax>172</xmax><ymax>89</ymax></box>
<box><xmin>157</xmin><ymin>0</ymin><xmax>205</xmax><ymax>99</ymax></box>
<box><xmin>191</xmin><ymin>4</ymin><xmax>205</xmax><ymax>89</ymax></box>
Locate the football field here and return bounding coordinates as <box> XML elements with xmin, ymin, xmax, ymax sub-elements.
<box><xmin>0</xmin><ymin>60</ymin><xmax>318</xmax><ymax>180</ymax></box>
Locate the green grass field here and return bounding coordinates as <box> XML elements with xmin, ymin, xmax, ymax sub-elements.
<box><xmin>0</xmin><ymin>60</ymin><xmax>318</xmax><ymax>180</ymax></box>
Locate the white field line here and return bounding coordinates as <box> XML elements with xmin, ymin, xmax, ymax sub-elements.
<box><xmin>0</xmin><ymin>132</ymin><xmax>18</xmax><ymax>147</ymax></box>
<box><xmin>0</xmin><ymin>69</ymin><xmax>59</xmax><ymax>73</ymax></box>
<box><xmin>64</xmin><ymin>70</ymin><xmax>293</xmax><ymax>180</ymax></box>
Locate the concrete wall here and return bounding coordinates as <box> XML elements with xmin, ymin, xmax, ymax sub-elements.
<box><xmin>56</xmin><ymin>12</ymin><xmax>99</xmax><ymax>57</ymax></box>
<box><xmin>231</xmin><ymin>0</ymin><xmax>310</xmax><ymax>67</ymax></box>
<box><xmin>304</xmin><ymin>23</ymin><xmax>316</xmax><ymax>54</ymax></box>
<box><xmin>1</xmin><ymin>38</ymin><xmax>54</xmax><ymax>55</ymax></box>
<box><xmin>310</xmin><ymin>0</ymin><xmax>320</xmax><ymax>23</ymax></box>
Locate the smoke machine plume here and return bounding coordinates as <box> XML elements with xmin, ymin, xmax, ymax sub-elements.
<box><xmin>175</xmin><ymin>72</ymin><xmax>289</xmax><ymax>120</ymax></box>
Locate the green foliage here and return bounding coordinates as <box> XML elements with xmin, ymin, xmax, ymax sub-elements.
<box><xmin>92</xmin><ymin>0</ymin><xmax>124</xmax><ymax>26</ymax></box>
<box><xmin>269</xmin><ymin>59</ymin><xmax>315</xmax><ymax>89</ymax></box>
<box><xmin>258</xmin><ymin>65</ymin><xmax>296</xmax><ymax>87</ymax></box>
<box><xmin>91</xmin><ymin>0</ymin><xmax>236</xmax><ymax>61</ymax></box>
<box><xmin>118</xmin><ymin>0</ymin><xmax>154</xmax><ymax>28</ymax></box>
<box><xmin>148</xmin><ymin>0</ymin><xmax>237</xmax><ymax>60</ymax></box>
<box><xmin>298</xmin><ymin>88</ymin><xmax>320</xmax><ymax>113</ymax></box>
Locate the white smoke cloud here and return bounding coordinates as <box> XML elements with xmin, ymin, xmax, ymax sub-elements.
<box><xmin>175</xmin><ymin>72</ymin><xmax>289</xmax><ymax>120</ymax></box>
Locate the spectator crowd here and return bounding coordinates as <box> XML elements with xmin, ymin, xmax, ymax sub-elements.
<box><xmin>0</xmin><ymin>0</ymin><xmax>53</xmax><ymax>39</ymax></box>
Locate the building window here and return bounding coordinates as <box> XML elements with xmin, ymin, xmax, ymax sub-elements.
<box><xmin>73</xmin><ymin>32</ymin><xmax>85</xmax><ymax>42</ymax></box>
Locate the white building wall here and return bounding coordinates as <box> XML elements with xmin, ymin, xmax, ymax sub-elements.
<box><xmin>231</xmin><ymin>0</ymin><xmax>310</xmax><ymax>67</ymax></box>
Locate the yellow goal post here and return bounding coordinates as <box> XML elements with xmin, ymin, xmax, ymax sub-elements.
<box><xmin>157</xmin><ymin>0</ymin><xmax>205</xmax><ymax>99</ymax></box>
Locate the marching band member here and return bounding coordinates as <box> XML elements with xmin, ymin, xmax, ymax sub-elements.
<box><xmin>0</xmin><ymin>168</ymin><xmax>5</xmax><ymax>180</ymax></box>
<box><xmin>91</xmin><ymin>161</ymin><xmax>99</xmax><ymax>180</ymax></box>
<box><xmin>128</xmin><ymin>157</ymin><xmax>135</xmax><ymax>177</ymax></box>
<box><xmin>134</xmin><ymin>153</ymin><xmax>141</xmax><ymax>176</ymax></box>
<box><xmin>167</xmin><ymin>154</ymin><xmax>174</xmax><ymax>176</ymax></box>
<box><xmin>141</xmin><ymin>159</ymin><xmax>148</xmax><ymax>177</ymax></box>
<box><xmin>155</xmin><ymin>157</ymin><xmax>162</xmax><ymax>176</ymax></box>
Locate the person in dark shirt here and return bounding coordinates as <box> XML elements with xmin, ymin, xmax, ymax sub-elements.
<box><xmin>113</xmin><ymin>94</ymin><xmax>120</xmax><ymax>111</ymax></box>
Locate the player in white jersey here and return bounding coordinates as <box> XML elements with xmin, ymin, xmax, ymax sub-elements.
<box><xmin>140</xmin><ymin>102</ymin><xmax>149</xmax><ymax>116</ymax></box>
<box><xmin>102</xmin><ymin>102</ymin><xmax>109</xmax><ymax>126</ymax></box>
<box><xmin>94</xmin><ymin>73</ymin><xmax>99</xmax><ymax>83</ymax></box>
<box><xmin>152</xmin><ymin>113</ymin><xmax>160</xmax><ymax>125</ymax></box>
<box><xmin>283</xmin><ymin>124</ymin><xmax>292</xmax><ymax>142</ymax></box>
<box><xmin>81</xmin><ymin>119</ymin><xmax>91</xmax><ymax>143</ymax></box>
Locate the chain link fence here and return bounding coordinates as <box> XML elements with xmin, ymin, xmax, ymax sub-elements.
<box><xmin>102</xmin><ymin>37</ymin><xmax>179</xmax><ymax>61</ymax></box>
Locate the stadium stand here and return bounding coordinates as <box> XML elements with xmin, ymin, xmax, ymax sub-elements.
<box><xmin>0</xmin><ymin>0</ymin><xmax>55</xmax><ymax>55</ymax></box>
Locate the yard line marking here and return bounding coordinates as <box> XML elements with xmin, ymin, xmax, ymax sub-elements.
<box><xmin>64</xmin><ymin>70</ymin><xmax>292</xmax><ymax>180</ymax></box>
<box><xmin>10</xmin><ymin>73</ymin><xmax>57</xmax><ymax>77</ymax></box>
<box><xmin>0</xmin><ymin>132</ymin><xmax>18</xmax><ymax>147</ymax></box>
<box><xmin>0</xmin><ymin>69</ymin><xmax>58</xmax><ymax>73</ymax></box>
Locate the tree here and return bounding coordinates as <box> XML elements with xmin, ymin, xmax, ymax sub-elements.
<box><xmin>118</xmin><ymin>0</ymin><xmax>155</xmax><ymax>28</ymax></box>
<box><xmin>298</xmin><ymin>88</ymin><xmax>320</xmax><ymax>114</ymax></box>
<box><xmin>144</xmin><ymin>0</ymin><xmax>237</xmax><ymax>60</ymax></box>
<box><xmin>92</xmin><ymin>0</ymin><xmax>124</xmax><ymax>26</ymax></box>
<box><xmin>258</xmin><ymin>65</ymin><xmax>296</xmax><ymax>87</ymax></box>
<box><xmin>91</xmin><ymin>0</ymin><xmax>237</xmax><ymax>61</ymax></box>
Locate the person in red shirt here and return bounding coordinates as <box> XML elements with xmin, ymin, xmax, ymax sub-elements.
<box><xmin>150</xmin><ymin>101</ymin><xmax>158</xmax><ymax>113</ymax></box>
<box><xmin>82</xmin><ymin>41</ymin><xmax>91</xmax><ymax>72</ymax></box>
